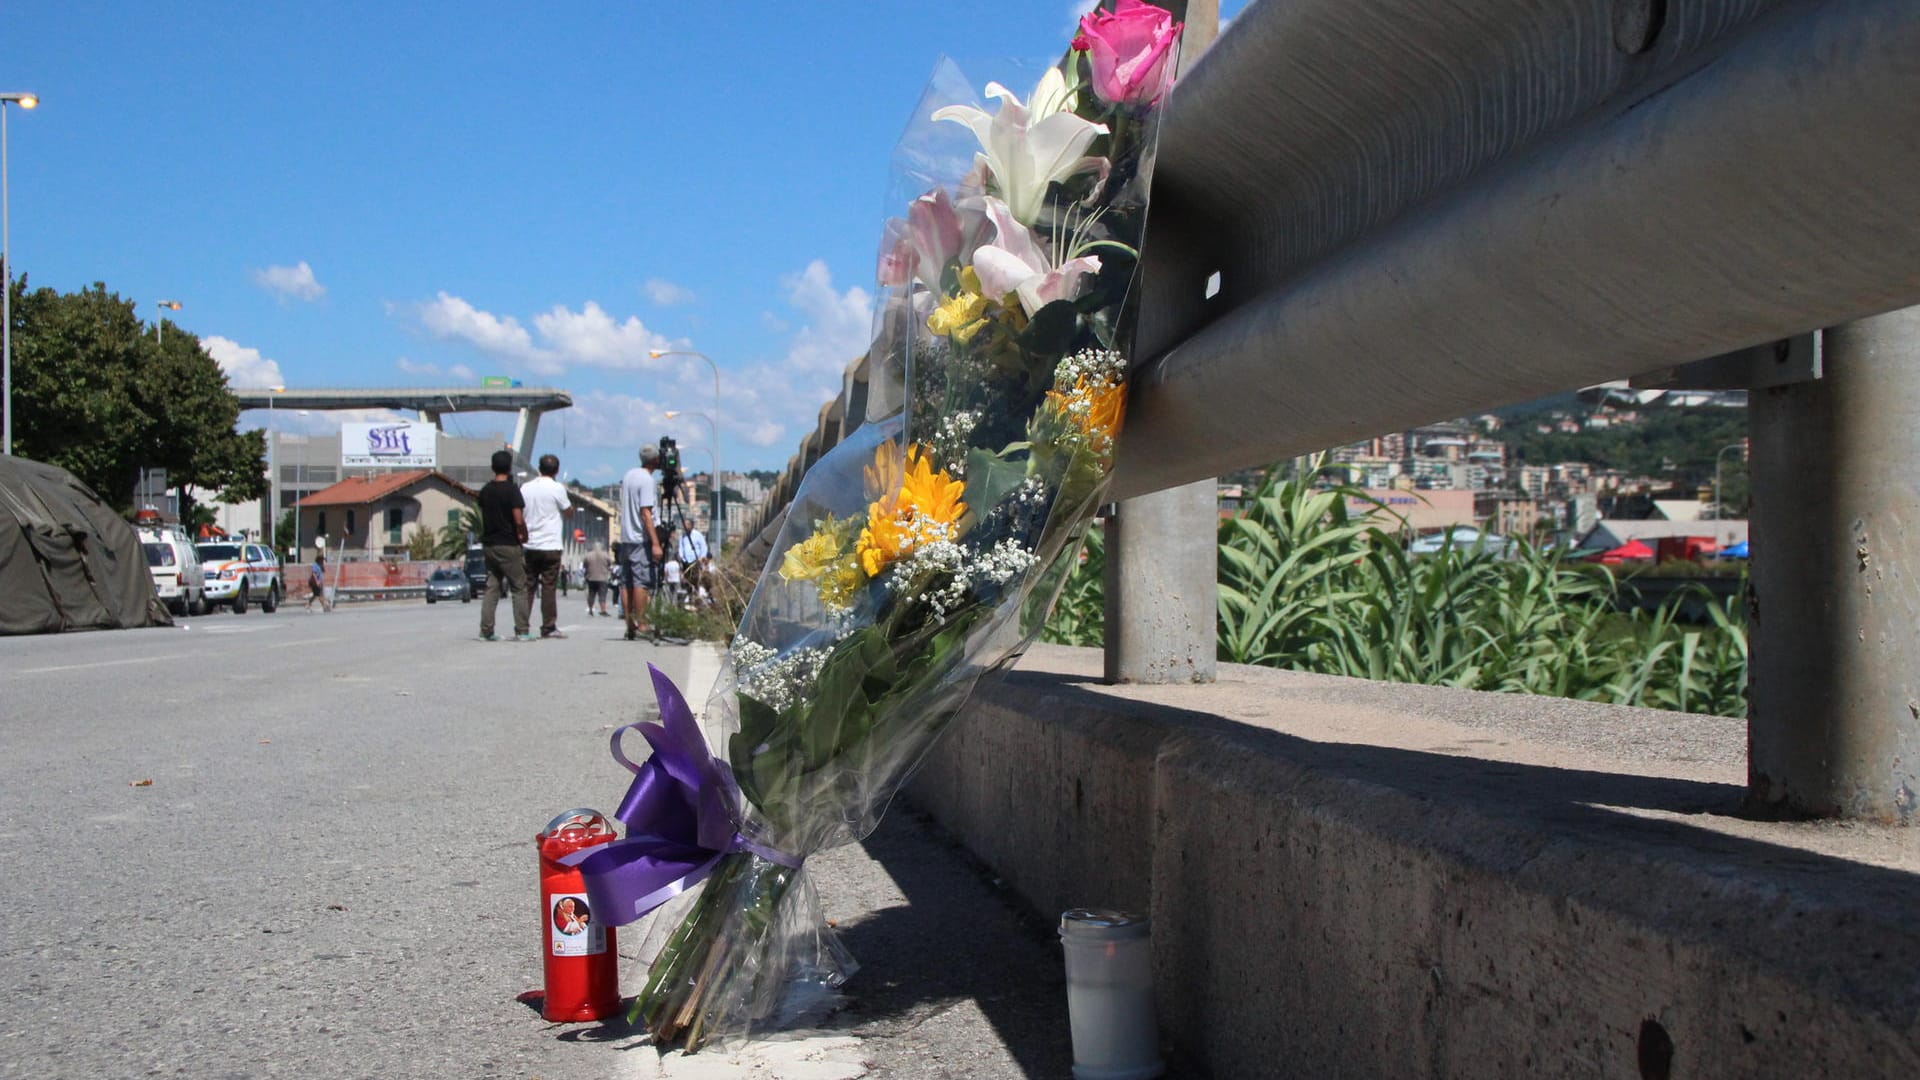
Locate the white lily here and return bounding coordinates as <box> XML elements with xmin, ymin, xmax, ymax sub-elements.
<box><xmin>932</xmin><ymin>68</ymin><xmax>1109</xmax><ymax>226</ymax></box>
<box><xmin>972</xmin><ymin>197</ymin><xmax>1102</xmax><ymax>317</ymax></box>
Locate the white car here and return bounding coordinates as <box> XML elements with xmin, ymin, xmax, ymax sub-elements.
<box><xmin>138</xmin><ymin>524</ymin><xmax>207</xmax><ymax>616</ymax></box>
<box><xmin>1408</xmin><ymin>526</ymin><xmax>1513</xmax><ymax>557</ymax></box>
<box><xmin>195</xmin><ymin>540</ymin><xmax>283</xmax><ymax>614</ymax></box>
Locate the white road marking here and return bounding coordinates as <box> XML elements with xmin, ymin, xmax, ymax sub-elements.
<box><xmin>266</xmin><ymin>637</ymin><xmax>337</xmax><ymax>649</ymax></box>
<box><xmin>15</xmin><ymin>653</ymin><xmax>194</xmax><ymax>676</ymax></box>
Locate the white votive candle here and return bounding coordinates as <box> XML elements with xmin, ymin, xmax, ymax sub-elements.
<box><xmin>1060</xmin><ymin>908</ymin><xmax>1162</xmax><ymax>1080</ymax></box>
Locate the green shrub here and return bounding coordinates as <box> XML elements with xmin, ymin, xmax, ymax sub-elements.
<box><xmin>1042</xmin><ymin>463</ymin><xmax>1748</xmax><ymax>717</ymax></box>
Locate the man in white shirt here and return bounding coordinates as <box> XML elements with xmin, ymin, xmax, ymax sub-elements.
<box><xmin>521</xmin><ymin>453</ymin><xmax>574</xmax><ymax>639</ymax></box>
<box><xmin>618</xmin><ymin>445</ymin><xmax>665</xmax><ymax>640</ymax></box>
<box><xmin>677</xmin><ymin>517</ymin><xmax>712</xmax><ymax>608</ymax></box>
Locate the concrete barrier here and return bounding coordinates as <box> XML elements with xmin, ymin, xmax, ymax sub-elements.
<box><xmin>907</xmin><ymin>644</ymin><xmax>1920</xmax><ymax>1078</ymax></box>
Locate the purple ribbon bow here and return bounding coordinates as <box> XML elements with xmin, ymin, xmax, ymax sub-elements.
<box><xmin>560</xmin><ymin>664</ymin><xmax>798</xmax><ymax>927</ymax></box>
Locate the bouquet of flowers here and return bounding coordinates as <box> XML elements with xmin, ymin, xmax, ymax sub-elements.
<box><xmin>565</xmin><ymin>1</ymin><xmax>1184</xmax><ymax>1050</ymax></box>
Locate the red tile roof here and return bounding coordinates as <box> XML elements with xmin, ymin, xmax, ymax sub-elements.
<box><xmin>298</xmin><ymin>469</ymin><xmax>476</xmax><ymax>508</ymax></box>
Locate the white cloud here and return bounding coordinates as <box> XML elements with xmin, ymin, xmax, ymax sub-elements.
<box><xmin>250</xmin><ymin>261</ymin><xmax>326</xmax><ymax>303</ymax></box>
<box><xmin>415</xmin><ymin>292</ymin><xmax>553</xmax><ymax>371</ymax></box>
<box><xmin>394</xmin><ymin>357</ymin><xmax>480</xmax><ymax>383</ymax></box>
<box><xmin>204</xmin><ymin>335</ymin><xmax>286</xmax><ymax>390</ymax></box>
<box><xmin>778</xmin><ymin>260</ymin><xmax>874</xmax><ymax>377</ymax></box>
<box><xmin>691</xmin><ymin>261</ymin><xmax>875</xmax><ymax>460</ymax></box>
<box><xmin>531</xmin><ymin>302</ymin><xmax>670</xmax><ymax>369</ymax></box>
<box><xmin>643</xmin><ymin>278</ymin><xmax>697</xmax><ymax>306</ymax></box>
<box><xmin>410</xmin><ymin>292</ymin><xmax>677</xmax><ymax>377</ymax></box>
<box><xmin>559</xmin><ymin>390</ymin><xmax>669</xmax><ymax>451</ymax></box>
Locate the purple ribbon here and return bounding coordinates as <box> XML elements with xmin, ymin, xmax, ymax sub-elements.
<box><xmin>560</xmin><ymin>664</ymin><xmax>800</xmax><ymax>927</ymax></box>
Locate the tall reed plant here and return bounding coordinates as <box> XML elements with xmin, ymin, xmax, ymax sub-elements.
<box><xmin>1044</xmin><ymin>463</ymin><xmax>1749</xmax><ymax>717</ymax></box>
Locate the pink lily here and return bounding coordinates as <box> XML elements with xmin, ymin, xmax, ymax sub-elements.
<box><xmin>971</xmin><ymin>197</ymin><xmax>1102</xmax><ymax>317</ymax></box>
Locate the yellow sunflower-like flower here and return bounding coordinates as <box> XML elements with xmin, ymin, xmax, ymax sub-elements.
<box><xmin>926</xmin><ymin>267</ymin><xmax>991</xmax><ymax>342</ymax></box>
<box><xmin>855</xmin><ymin>445</ymin><xmax>968</xmax><ymax>577</ymax></box>
<box><xmin>898</xmin><ymin>445</ymin><xmax>967</xmax><ymax>524</ymax></box>
<box><xmin>864</xmin><ymin>441</ymin><xmax>905</xmax><ymax>503</ymax></box>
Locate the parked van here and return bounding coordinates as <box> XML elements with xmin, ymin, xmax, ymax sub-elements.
<box><xmin>135</xmin><ymin>518</ymin><xmax>206</xmax><ymax>616</ymax></box>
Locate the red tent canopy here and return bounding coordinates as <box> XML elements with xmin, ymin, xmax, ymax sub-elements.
<box><xmin>1593</xmin><ymin>539</ymin><xmax>1656</xmax><ymax>564</ymax></box>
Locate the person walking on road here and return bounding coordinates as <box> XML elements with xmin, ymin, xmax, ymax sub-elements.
<box><xmin>304</xmin><ymin>551</ymin><xmax>332</xmax><ymax>612</ymax></box>
<box><xmin>477</xmin><ymin>449</ymin><xmax>532</xmax><ymax>642</ymax></box>
<box><xmin>520</xmin><ymin>453</ymin><xmax>573</xmax><ymax>640</ymax></box>
<box><xmin>617</xmin><ymin>445</ymin><xmax>665</xmax><ymax>641</ymax></box>
<box><xmin>583</xmin><ymin>542</ymin><xmax>613</xmax><ymax>617</ymax></box>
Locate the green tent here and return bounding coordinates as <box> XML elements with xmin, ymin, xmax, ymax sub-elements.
<box><xmin>0</xmin><ymin>455</ymin><xmax>172</xmax><ymax>635</ymax></box>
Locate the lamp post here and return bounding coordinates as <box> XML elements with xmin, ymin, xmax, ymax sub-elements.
<box><xmin>2</xmin><ymin>91</ymin><xmax>39</xmax><ymax>457</ymax></box>
<box><xmin>155</xmin><ymin>299</ymin><xmax>181</xmax><ymax>344</ymax></box>
<box><xmin>649</xmin><ymin>349</ymin><xmax>723</xmax><ymax>541</ymax></box>
<box><xmin>663</xmin><ymin>409</ymin><xmax>720</xmax><ymax>529</ymax></box>
<box><xmin>1714</xmin><ymin>441</ymin><xmax>1747</xmax><ymax>520</ymax></box>
<box><xmin>267</xmin><ymin>386</ymin><xmax>284</xmax><ymax>549</ymax></box>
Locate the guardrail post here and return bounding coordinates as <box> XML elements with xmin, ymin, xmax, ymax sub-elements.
<box><xmin>1104</xmin><ymin>483</ymin><xmax>1218</xmax><ymax>684</ymax></box>
<box><xmin>1103</xmin><ymin>0</ymin><xmax>1219</xmax><ymax>686</ymax></box>
<box><xmin>1748</xmin><ymin>305</ymin><xmax>1920</xmax><ymax>822</ymax></box>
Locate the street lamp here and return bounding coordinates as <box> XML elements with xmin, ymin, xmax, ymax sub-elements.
<box><xmin>2</xmin><ymin>91</ymin><xmax>39</xmax><ymax>457</ymax></box>
<box><xmin>649</xmin><ymin>349</ymin><xmax>723</xmax><ymax>539</ymax></box>
<box><xmin>267</xmin><ymin>386</ymin><xmax>284</xmax><ymax>550</ymax></box>
<box><xmin>155</xmin><ymin>299</ymin><xmax>181</xmax><ymax>344</ymax></box>
<box><xmin>663</xmin><ymin>409</ymin><xmax>719</xmax><ymax>526</ymax></box>
<box><xmin>1713</xmin><ymin>442</ymin><xmax>1747</xmax><ymax>521</ymax></box>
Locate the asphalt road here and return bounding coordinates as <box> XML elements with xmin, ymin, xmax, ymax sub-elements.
<box><xmin>0</xmin><ymin>601</ymin><xmax>1092</xmax><ymax>1079</ymax></box>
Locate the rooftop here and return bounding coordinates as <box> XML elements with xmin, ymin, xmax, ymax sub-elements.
<box><xmin>297</xmin><ymin>469</ymin><xmax>475</xmax><ymax>508</ymax></box>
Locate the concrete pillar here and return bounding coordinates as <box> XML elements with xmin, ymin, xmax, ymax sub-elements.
<box><xmin>510</xmin><ymin>408</ymin><xmax>540</xmax><ymax>468</ymax></box>
<box><xmin>1103</xmin><ymin>0</ymin><xmax>1220</xmax><ymax>686</ymax></box>
<box><xmin>1748</xmin><ymin>305</ymin><xmax>1920</xmax><ymax>822</ymax></box>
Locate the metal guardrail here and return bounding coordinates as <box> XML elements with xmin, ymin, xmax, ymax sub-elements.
<box><xmin>736</xmin><ymin>0</ymin><xmax>1920</xmax><ymax>821</ymax></box>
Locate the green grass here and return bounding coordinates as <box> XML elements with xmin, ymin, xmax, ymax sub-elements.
<box><xmin>1042</xmin><ymin>463</ymin><xmax>1748</xmax><ymax>717</ymax></box>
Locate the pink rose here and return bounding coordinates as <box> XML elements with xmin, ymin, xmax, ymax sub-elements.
<box><xmin>1076</xmin><ymin>0</ymin><xmax>1183</xmax><ymax>107</ymax></box>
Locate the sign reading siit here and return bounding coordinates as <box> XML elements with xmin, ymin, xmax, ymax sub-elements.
<box><xmin>341</xmin><ymin>422</ymin><xmax>438</xmax><ymax>469</ymax></box>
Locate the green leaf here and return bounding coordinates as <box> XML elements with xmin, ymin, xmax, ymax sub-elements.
<box><xmin>1018</xmin><ymin>299</ymin><xmax>1079</xmax><ymax>357</ymax></box>
<box><xmin>963</xmin><ymin>448</ymin><xmax>1030</xmax><ymax>523</ymax></box>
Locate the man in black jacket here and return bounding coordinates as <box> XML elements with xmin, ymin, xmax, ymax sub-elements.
<box><xmin>476</xmin><ymin>449</ymin><xmax>532</xmax><ymax>641</ymax></box>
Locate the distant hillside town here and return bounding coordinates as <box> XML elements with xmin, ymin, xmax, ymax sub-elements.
<box><xmin>1220</xmin><ymin>388</ymin><xmax>1751</xmax><ymax>552</ymax></box>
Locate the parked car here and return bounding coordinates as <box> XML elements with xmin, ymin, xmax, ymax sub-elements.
<box><xmin>1408</xmin><ymin>525</ymin><xmax>1514</xmax><ymax>557</ymax></box>
<box><xmin>425</xmin><ymin>567</ymin><xmax>470</xmax><ymax>603</ymax></box>
<box><xmin>464</xmin><ymin>548</ymin><xmax>487</xmax><ymax>600</ymax></box>
<box><xmin>195</xmin><ymin>540</ymin><xmax>283</xmax><ymax>614</ymax></box>
<box><xmin>137</xmin><ymin>523</ymin><xmax>206</xmax><ymax>616</ymax></box>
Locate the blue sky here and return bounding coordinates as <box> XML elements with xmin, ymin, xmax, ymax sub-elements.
<box><xmin>7</xmin><ymin>2</ymin><xmax>1239</xmax><ymax>484</ymax></box>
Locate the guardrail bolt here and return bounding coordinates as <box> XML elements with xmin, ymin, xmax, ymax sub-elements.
<box><xmin>1613</xmin><ymin>0</ymin><xmax>1667</xmax><ymax>55</ymax></box>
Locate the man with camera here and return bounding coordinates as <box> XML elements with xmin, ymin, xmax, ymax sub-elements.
<box><xmin>617</xmin><ymin>443</ymin><xmax>667</xmax><ymax>640</ymax></box>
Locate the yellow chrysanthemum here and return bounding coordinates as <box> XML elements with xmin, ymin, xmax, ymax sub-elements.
<box><xmin>854</xmin><ymin>445</ymin><xmax>969</xmax><ymax>577</ymax></box>
<box><xmin>926</xmin><ymin>267</ymin><xmax>990</xmax><ymax>342</ymax></box>
<box><xmin>1046</xmin><ymin>376</ymin><xmax>1126</xmax><ymax>450</ymax></box>
<box><xmin>815</xmin><ymin>559</ymin><xmax>867</xmax><ymax>611</ymax></box>
<box><xmin>778</xmin><ymin>521</ymin><xmax>844</xmax><ymax>582</ymax></box>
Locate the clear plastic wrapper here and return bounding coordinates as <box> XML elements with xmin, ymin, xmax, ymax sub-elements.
<box><xmin>571</xmin><ymin>3</ymin><xmax>1186</xmax><ymax>1050</ymax></box>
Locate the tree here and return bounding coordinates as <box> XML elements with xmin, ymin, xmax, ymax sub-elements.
<box><xmin>9</xmin><ymin>278</ymin><xmax>267</xmax><ymax>511</ymax></box>
<box><xmin>436</xmin><ymin>508</ymin><xmax>480</xmax><ymax>558</ymax></box>
<box><xmin>404</xmin><ymin>525</ymin><xmax>439</xmax><ymax>561</ymax></box>
<box><xmin>274</xmin><ymin>510</ymin><xmax>296</xmax><ymax>554</ymax></box>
